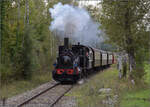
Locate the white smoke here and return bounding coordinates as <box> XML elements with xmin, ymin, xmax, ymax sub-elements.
<box><xmin>49</xmin><ymin>2</ymin><xmax>103</xmax><ymax>47</ymax></box>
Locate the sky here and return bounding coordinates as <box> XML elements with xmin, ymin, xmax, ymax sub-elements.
<box><xmin>78</xmin><ymin>0</ymin><xmax>101</xmax><ymax>7</ymax></box>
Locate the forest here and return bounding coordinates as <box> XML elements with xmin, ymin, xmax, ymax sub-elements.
<box><xmin>0</xmin><ymin>0</ymin><xmax>65</xmax><ymax>83</ymax></box>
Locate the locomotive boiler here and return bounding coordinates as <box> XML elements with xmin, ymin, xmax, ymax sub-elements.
<box><xmin>52</xmin><ymin>38</ymin><xmax>115</xmax><ymax>82</ymax></box>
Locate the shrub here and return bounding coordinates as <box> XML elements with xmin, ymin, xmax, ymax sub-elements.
<box><xmin>0</xmin><ymin>64</ymin><xmax>14</xmax><ymax>84</ymax></box>
<box><xmin>144</xmin><ymin>63</ymin><xmax>150</xmax><ymax>84</ymax></box>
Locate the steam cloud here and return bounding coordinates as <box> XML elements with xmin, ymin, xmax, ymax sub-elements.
<box><xmin>49</xmin><ymin>2</ymin><xmax>103</xmax><ymax>47</ymax></box>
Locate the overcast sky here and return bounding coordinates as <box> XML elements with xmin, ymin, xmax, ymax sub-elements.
<box><xmin>78</xmin><ymin>0</ymin><xmax>101</xmax><ymax>7</ymax></box>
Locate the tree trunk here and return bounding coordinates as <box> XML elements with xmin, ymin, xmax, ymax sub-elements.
<box><xmin>0</xmin><ymin>0</ymin><xmax>4</xmax><ymax>64</ymax></box>
<box><xmin>149</xmin><ymin>31</ymin><xmax>150</xmax><ymax>64</ymax></box>
<box><xmin>124</xmin><ymin>1</ymin><xmax>136</xmax><ymax>74</ymax></box>
<box><xmin>122</xmin><ymin>55</ymin><xmax>127</xmax><ymax>78</ymax></box>
<box><xmin>128</xmin><ymin>52</ymin><xmax>136</xmax><ymax>73</ymax></box>
<box><xmin>23</xmin><ymin>0</ymin><xmax>29</xmax><ymax>45</ymax></box>
<box><xmin>16</xmin><ymin>0</ymin><xmax>20</xmax><ymax>47</ymax></box>
<box><xmin>0</xmin><ymin>0</ymin><xmax>2</xmax><ymax>64</ymax></box>
<box><xmin>26</xmin><ymin>0</ymin><xmax>29</xmax><ymax>25</ymax></box>
<box><xmin>117</xmin><ymin>55</ymin><xmax>123</xmax><ymax>79</ymax></box>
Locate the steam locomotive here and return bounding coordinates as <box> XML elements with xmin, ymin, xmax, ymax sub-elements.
<box><xmin>52</xmin><ymin>38</ymin><xmax>115</xmax><ymax>82</ymax></box>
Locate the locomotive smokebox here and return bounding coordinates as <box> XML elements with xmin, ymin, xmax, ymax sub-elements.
<box><xmin>64</xmin><ymin>37</ymin><xmax>69</xmax><ymax>49</ymax></box>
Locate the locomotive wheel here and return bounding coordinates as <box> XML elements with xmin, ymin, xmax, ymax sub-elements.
<box><xmin>83</xmin><ymin>69</ymin><xmax>88</xmax><ymax>78</ymax></box>
<box><xmin>81</xmin><ymin>72</ymin><xmax>84</xmax><ymax>78</ymax></box>
<box><xmin>79</xmin><ymin>72</ymin><xmax>84</xmax><ymax>80</ymax></box>
<box><xmin>73</xmin><ymin>80</ymin><xmax>77</xmax><ymax>84</ymax></box>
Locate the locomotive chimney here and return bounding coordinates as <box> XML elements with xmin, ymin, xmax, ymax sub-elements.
<box><xmin>78</xmin><ymin>42</ymin><xmax>80</xmax><ymax>45</ymax></box>
<box><xmin>64</xmin><ymin>37</ymin><xmax>69</xmax><ymax>49</ymax></box>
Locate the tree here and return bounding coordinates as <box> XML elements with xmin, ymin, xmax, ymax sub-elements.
<box><xmin>0</xmin><ymin>0</ymin><xmax>74</xmax><ymax>83</ymax></box>
<box><xmin>99</xmin><ymin>0</ymin><xmax>150</xmax><ymax>78</ymax></box>
<box><xmin>0</xmin><ymin>0</ymin><xmax>6</xmax><ymax>64</ymax></box>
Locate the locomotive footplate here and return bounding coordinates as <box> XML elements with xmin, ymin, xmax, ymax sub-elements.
<box><xmin>53</xmin><ymin>73</ymin><xmax>80</xmax><ymax>82</ymax></box>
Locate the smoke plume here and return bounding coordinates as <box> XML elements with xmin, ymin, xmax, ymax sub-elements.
<box><xmin>49</xmin><ymin>2</ymin><xmax>103</xmax><ymax>47</ymax></box>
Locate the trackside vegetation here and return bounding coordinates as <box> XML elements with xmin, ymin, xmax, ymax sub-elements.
<box><xmin>67</xmin><ymin>64</ymin><xmax>150</xmax><ymax>107</ymax></box>
<box><xmin>87</xmin><ymin>0</ymin><xmax>150</xmax><ymax>80</ymax></box>
<box><xmin>0</xmin><ymin>0</ymin><xmax>72</xmax><ymax>98</ymax></box>
<box><xmin>1</xmin><ymin>71</ymin><xmax>52</xmax><ymax>98</ymax></box>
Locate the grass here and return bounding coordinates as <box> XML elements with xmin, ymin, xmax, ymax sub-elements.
<box><xmin>67</xmin><ymin>64</ymin><xmax>150</xmax><ymax>107</ymax></box>
<box><xmin>0</xmin><ymin>71</ymin><xmax>52</xmax><ymax>99</ymax></box>
<box><xmin>120</xmin><ymin>63</ymin><xmax>150</xmax><ymax>107</ymax></box>
<box><xmin>144</xmin><ymin>63</ymin><xmax>150</xmax><ymax>85</ymax></box>
<box><xmin>121</xmin><ymin>89</ymin><xmax>150</xmax><ymax>107</ymax></box>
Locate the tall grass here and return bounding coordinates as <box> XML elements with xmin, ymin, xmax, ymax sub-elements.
<box><xmin>0</xmin><ymin>64</ymin><xmax>14</xmax><ymax>84</ymax></box>
<box><xmin>67</xmin><ymin>64</ymin><xmax>150</xmax><ymax>107</ymax></box>
<box><xmin>144</xmin><ymin>63</ymin><xmax>150</xmax><ymax>84</ymax></box>
<box><xmin>0</xmin><ymin>71</ymin><xmax>52</xmax><ymax>98</ymax></box>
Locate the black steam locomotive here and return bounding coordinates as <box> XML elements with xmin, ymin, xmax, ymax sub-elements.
<box><xmin>52</xmin><ymin>38</ymin><xmax>115</xmax><ymax>82</ymax></box>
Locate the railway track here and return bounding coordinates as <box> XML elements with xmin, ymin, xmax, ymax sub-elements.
<box><xmin>17</xmin><ymin>83</ymin><xmax>73</xmax><ymax>107</ymax></box>
<box><xmin>50</xmin><ymin>85</ymin><xmax>73</xmax><ymax>107</ymax></box>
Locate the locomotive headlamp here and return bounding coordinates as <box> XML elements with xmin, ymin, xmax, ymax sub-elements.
<box><xmin>63</xmin><ymin>56</ymin><xmax>71</xmax><ymax>63</ymax></box>
<box><xmin>67</xmin><ymin>69</ymin><xmax>74</xmax><ymax>74</ymax></box>
<box><xmin>56</xmin><ymin>69</ymin><xmax>64</xmax><ymax>74</ymax></box>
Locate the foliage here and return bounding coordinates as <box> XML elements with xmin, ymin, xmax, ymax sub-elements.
<box><xmin>89</xmin><ymin>0</ymin><xmax>150</xmax><ymax>78</ymax></box>
<box><xmin>1</xmin><ymin>71</ymin><xmax>52</xmax><ymax>98</ymax></box>
<box><xmin>121</xmin><ymin>62</ymin><xmax>150</xmax><ymax>107</ymax></box>
<box><xmin>144</xmin><ymin>63</ymin><xmax>150</xmax><ymax>84</ymax></box>
<box><xmin>121</xmin><ymin>89</ymin><xmax>150</xmax><ymax>107</ymax></box>
<box><xmin>21</xmin><ymin>27</ymin><xmax>33</xmax><ymax>79</ymax></box>
<box><xmin>100</xmin><ymin>1</ymin><xmax>149</xmax><ymax>52</ymax></box>
<box><xmin>0</xmin><ymin>0</ymin><xmax>64</xmax><ymax>85</ymax></box>
<box><xmin>0</xmin><ymin>64</ymin><xmax>13</xmax><ymax>84</ymax></box>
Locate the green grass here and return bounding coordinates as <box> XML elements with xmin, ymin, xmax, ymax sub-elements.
<box><xmin>0</xmin><ymin>71</ymin><xmax>52</xmax><ymax>98</ymax></box>
<box><xmin>121</xmin><ymin>89</ymin><xmax>150</xmax><ymax>107</ymax></box>
<box><xmin>67</xmin><ymin>67</ymin><xmax>120</xmax><ymax>107</ymax></box>
<box><xmin>120</xmin><ymin>63</ymin><xmax>150</xmax><ymax>107</ymax></box>
<box><xmin>144</xmin><ymin>63</ymin><xmax>150</xmax><ymax>84</ymax></box>
<box><xmin>67</xmin><ymin>64</ymin><xmax>150</xmax><ymax>107</ymax></box>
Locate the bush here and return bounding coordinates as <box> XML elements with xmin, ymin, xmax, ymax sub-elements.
<box><xmin>0</xmin><ymin>64</ymin><xmax>14</xmax><ymax>84</ymax></box>
<box><xmin>21</xmin><ymin>27</ymin><xmax>34</xmax><ymax>80</ymax></box>
<box><xmin>144</xmin><ymin>63</ymin><xmax>150</xmax><ymax>84</ymax></box>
